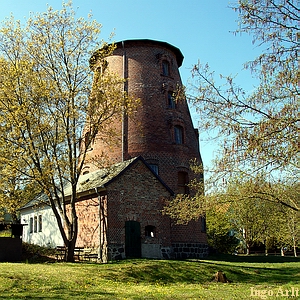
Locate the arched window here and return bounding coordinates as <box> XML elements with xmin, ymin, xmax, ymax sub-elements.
<box><xmin>201</xmin><ymin>216</ymin><xmax>206</xmax><ymax>233</ymax></box>
<box><xmin>178</xmin><ymin>171</ymin><xmax>189</xmax><ymax>194</ymax></box>
<box><xmin>145</xmin><ymin>225</ymin><xmax>156</xmax><ymax>238</ymax></box>
<box><xmin>149</xmin><ymin>164</ymin><xmax>159</xmax><ymax>175</ymax></box>
<box><xmin>162</xmin><ymin>60</ymin><xmax>170</xmax><ymax>76</ymax></box>
<box><xmin>82</xmin><ymin>166</ymin><xmax>90</xmax><ymax>175</ymax></box>
<box><xmin>146</xmin><ymin>159</ymin><xmax>159</xmax><ymax>175</ymax></box>
<box><xmin>168</xmin><ymin>91</ymin><xmax>176</xmax><ymax>109</ymax></box>
<box><xmin>174</xmin><ymin>125</ymin><xmax>184</xmax><ymax>144</ymax></box>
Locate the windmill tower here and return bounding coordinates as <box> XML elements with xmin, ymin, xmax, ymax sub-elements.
<box><xmin>78</xmin><ymin>39</ymin><xmax>208</xmax><ymax>259</ymax></box>
<box><xmin>85</xmin><ymin>39</ymin><xmax>203</xmax><ymax>194</ymax></box>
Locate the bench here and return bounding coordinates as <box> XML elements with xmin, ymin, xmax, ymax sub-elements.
<box><xmin>74</xmin><ymin>247</ymin><xmax>84</xmax><ymax>261</ymax></box>
<box><xmin>55</xmin><ymin>246</ymin><xmax>97</xmax><ymax>262</ymax></box>
<box><xmin>83</xmin><ymin>248</ymin><xmax>98</xmax><ymax>262</ymax></box>
<box><xmin>55</xmin><ymin>246</ymin><xmax>66</xmax><ymax>261</ymax></box>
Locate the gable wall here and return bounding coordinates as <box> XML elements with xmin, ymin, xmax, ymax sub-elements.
<box><xmin>106</xmin><ymin>160</ymin><xmax>172</xmax><ymax>248</ymax></box>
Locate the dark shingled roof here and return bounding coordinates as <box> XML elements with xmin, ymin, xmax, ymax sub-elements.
<box><xmin>20</xmin><ymin>156</ymin><xmax>173</xmax><ymax>210</ymax></box>
<box><xmin>114</xmin><ymin>39</ymin><xmax>184</xmax><ymax>67</ymax></box>
<box><xmin>90</xmin><ymin>39</ymin><xmax>184</xmax><ymax>69</ymax></box>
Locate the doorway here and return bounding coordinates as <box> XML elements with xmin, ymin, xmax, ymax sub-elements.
<box><xmin>125</xmin><ymin>220</ymin><xmax>141</xmax><ymax>258</ymax></box>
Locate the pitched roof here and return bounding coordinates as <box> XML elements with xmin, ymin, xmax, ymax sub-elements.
<box><xmin>20</xmin><ymin>156</ymin><xmax>173</xmax><ymax>210</ymax></box>
<box><xmin>66</xmin><ymin>156</ymin><xmax>138</xmax><ymax>195</ymax></box>
<box><xmin>20</xmin><ymin>192</ymin><xmax>50</xmax><ymax>210</ymax></box>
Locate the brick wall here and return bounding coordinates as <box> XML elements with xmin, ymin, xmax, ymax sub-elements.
<box><xmin>106</xmin><ymin>159</ymin><xmax>172</xmax><ymax>247</ymax></box>
<box><xmin>75</xmin><ymin>198</ymin><xmax>100</xmax><ymax>248</ymax></box>
<box><xmin>87</xmin><ymin>40</ymin><xmax>202</xmax><ymax>193</ymax></box>
<box><xmin>78</xmin><ymin>40</ymin><xmax>208</xmax><ymax>257</ymax></box>
<box><xmin>75</xmin><ymin>158</ymin><xmax>207</xmax><ymax>259</ymax></box>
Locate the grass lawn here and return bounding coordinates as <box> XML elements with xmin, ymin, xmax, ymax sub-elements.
<box><xmin>0</xmin><ymin>255</ymin><xmax>299</xmax><ymax>299</ymax></box>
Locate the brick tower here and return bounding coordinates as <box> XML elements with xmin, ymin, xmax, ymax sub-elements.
<box><xmin>84</xmin><ymin>39</ymin><xmax>207</xmax><ymax>258</ymax></box>
<box><xmin>86</xmin><ymin>39</ymin><xmax>203</xmax><ymax>194</ymax></box>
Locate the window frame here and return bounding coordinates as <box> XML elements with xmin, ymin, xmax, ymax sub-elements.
<box><xmin>174</xmin><ymin>125</ymin><xmax>184</xmax><ymax>144</ymax></box>
<box><xmin>38</xmin><ymin>215</ymin><xmax>42</xmax><ymax>232</ymax></box>
<box><xmin>148</xmin><ymin>164</ymin><xmax>159</xmax><ymax>175</ymax></box>
<box><xmin>33</xmin><ymin>216</ymin><xmax>37</xmax><ymax>233</ymax></box>
<box><xmin>167</xmin><ymin>91</ymin><xmax>176</xmax><ymax>109</ymax></box>
<box><xmin>145</xmin><ymin>225</ymin><xmax>156</xmax><ymax>238</ymax></box>
<box><xmin>29</xmin><ymin>217</ymin><xmax>33</xmax><ymax>234</ymax></box>
<box><xmin>177</xmin><ymin>171</ymin><xmax>189</xmax><ymax>195</ymax></box>
<box><xmin>162</xmin><ymin>60</ymin><xmax>170</xmax><ymax>77</ymax></box>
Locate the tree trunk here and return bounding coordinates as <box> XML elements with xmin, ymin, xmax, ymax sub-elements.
<box><xmin>292</xmin><ymin>237</ymin><xmax>297</xmax><ymax>257</ymax></box>
<box><xmin>66</xmin><ymin>239</ymin><xmax>76</xmax><ymax>262</ymax></box>
<box><xmin>246</xmin><ymin>243</ymin><xmax>250</xmax><ymax>255</ymax></box>
<box><xmin>281</xmin><ymin>247</ymin><xmax>285</xmax><ymax>256</ymax></box>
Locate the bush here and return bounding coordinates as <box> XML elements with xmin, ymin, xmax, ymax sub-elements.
<box><xmin>22</xmin><ymin>242</ymin><xmax>56</xmax><ymax>262</ymax></box>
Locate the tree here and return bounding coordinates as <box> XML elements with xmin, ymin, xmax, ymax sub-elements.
<box><xmin>0</xmin><ymin>140</ymin><xmax>41</xmax><ymax>222</ymax></box>
<box><xmin>0</xmin><ymin>2</ymin><xmax>137</xmax><ymax>261</ymax></box>
<box><xmin>189</xmin><ymin>0</ymin><xmax>298</xmax><ymax>192</ymax></box>
<box><xmin>206</xmin><ymin>205</ymin><xmax>239</xmax><ymax>254</ymax></box>
<box><xmin>227</xmin><ymin>180</ymin><xmax>299</xmax><ymax>256</ymax></box>
<box><xmin>0</xmin><ymin>172</ymin><xmax>38</xmax><ymax>223</ymax></box>
<box><xmin>275</xmin><ymin>184</ymin><xmax>299</xmax><ymax>256</ymax></box>
<box><xmin>164</xmin><ymin>1</ymin><xmax>298</xmax><ymax>227</ymax></box>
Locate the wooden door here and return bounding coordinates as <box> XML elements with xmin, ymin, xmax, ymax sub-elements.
<box><xmin>125</xmin><ymin>221</ymin><xmax>141</xmax><ymax>258</ymax></box>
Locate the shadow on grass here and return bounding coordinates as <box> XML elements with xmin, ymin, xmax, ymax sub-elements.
<box><xmin>205</xmin><ymin>253</ymin><xmax>299</xmax><ymax>263</ymax></box>
<box><xmin>0</xmin><ymin>290</ymin><xmax>115</xmax><ymax>300</ymax></box>
<box><xmin>97</xmin><ymin>258</ymin><xmax>299</xmax><ymax>286</ymax></box>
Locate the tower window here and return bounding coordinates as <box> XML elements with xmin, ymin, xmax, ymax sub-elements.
<box><xmin>168</xmin><ymin>91</ymin><xmax>176</xmax><ymax>109</ymax></box>
<box><xmin>201</xmin><ymin>216</ymin><xmax>206</xmax><ymax>233</ymax></box>
<box><xmin>149</xmin><ymin>164</ymin><xmax>159</xmax><ymax>175</ymax></box>
<box><xmin>178</xmin><ymin>171</ymin><xmax>189</xmax><ymax>194</ymax></box>
<box><xmin>174</xmin><ymin>125</ymin><xmax>184</xmax><ymax>144</ymax></box>
<box><xmin>162</xmin><ymin>60</ymin><xmax>170</xmax><ymax>76</ymax></box>
<box><xmin>145</xmin><ymin>225</ymin><xmax>156</xmax><ymax>238</ymax></box>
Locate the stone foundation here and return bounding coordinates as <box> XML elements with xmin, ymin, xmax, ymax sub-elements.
<box><xmin>107</xmin><ymin>242</ymin><xmax>209</xmax><ymax>260</ymax></box>
<box><xmin>108</xmin><ymin>244</ymin><xmax>125</xmax><ymax>260</ymax></box>
<box><xmin>171</xmin><ymin>243</ymin><xmax>209</xmax><ymax>259</ymax></box>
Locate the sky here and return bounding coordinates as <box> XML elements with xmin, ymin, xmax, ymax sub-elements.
<box><xmin>0</xmin><ymin>0</ymin><xmax>260</xmax><ymax>169</ymax></box>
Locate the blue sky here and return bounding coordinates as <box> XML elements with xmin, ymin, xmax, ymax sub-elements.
<box><xmin>0</xmin><ymin>0</ymin><xmax>260</xmax><ymax>168</ymax></box>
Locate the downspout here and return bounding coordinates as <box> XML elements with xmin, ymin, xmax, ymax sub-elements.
<box><xmin>95</xmin><ymin>187</ymin><xmax>106</xmax><ymax>262</ymax></box>
<box><xmin>122</xmin><ymin>41</ymin><xmax>128</xmax><ymax>162</ymax></box>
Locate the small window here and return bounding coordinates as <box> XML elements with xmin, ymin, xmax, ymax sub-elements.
<box><xmin>82</xmin><ymin>166</ymin><xmax>90</xmax><ymax>175</ymax></box>
<box><xmin>29</xmin><ymin>217</ymin><xmax>33</xmax><ymax>233</ymax></box>
<box><xmin>167</xmin><ymin>91</ymin><xmax>176</xmax><ymax>109</ymax></box>
<box><xmin>145</xmin><ymin>225</ymin><xmax>156</xmax><ymax>238</ymax></box>
<box><xmin>178</xmin><ymin>171</ymin><xmax>189</xmax><ymax>194</ymax></box>
<box><xmin>149</xmin><ymin>164</ymin><xmax>159</xmax><ymax>175</ymax></box>
<box><xmin>38</xmin><ymin>215</ymin><xmax>42</xmax><ymax>232</ymax></box>
<box><xmin>34</xmin><ymin>216</ymin><xmax>37</xmax><ymax>233</ymax></box>
<box><xmin>162</xmin><ymin>60</ymin><xmax>170</xmax><ymax>76</ymax></box>
<box><xmin>174</xmin><ymin>125</ymin><xmax>184</xmax><ymax>144</ymax></box>
<box><xmin>96</xmin><ymin>60</ymin><xmax>108</xmax><ymax>74</ymax></box>
<box><xmin>201</xmin><ymin>216</ymin><xmax>206</xmax><ymax>233</ymax></box>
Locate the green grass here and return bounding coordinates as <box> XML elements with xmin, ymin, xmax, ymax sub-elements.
<box><xmin>0</xmin><ymin>255</ymin><xmax>299</xmax><ymax>299</ymax></box>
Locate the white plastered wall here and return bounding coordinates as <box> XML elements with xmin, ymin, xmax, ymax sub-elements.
<box><xmin>20</xmin><ymin>205</ymin><xmax>64</xmax><ymax>248</ymax></box>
